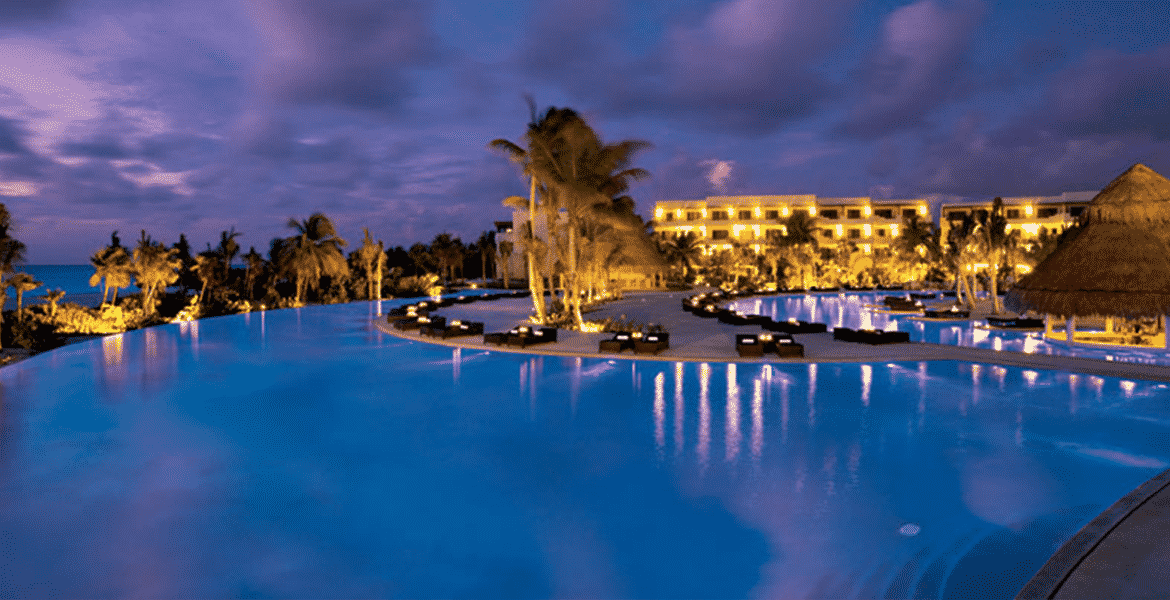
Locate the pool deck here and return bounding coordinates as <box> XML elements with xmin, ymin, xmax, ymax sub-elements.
<box><xmin>373</xmin><ymin>290</ymin><xmax>1170</xmax><ymax>600</ymax></box>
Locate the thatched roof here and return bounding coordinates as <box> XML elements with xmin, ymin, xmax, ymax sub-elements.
<box><xmin>1005</xmin><ymin>223</ymin><xmax>1170</xmax><ymax>318</ymax></box>
<box><xmin>1085</xmin><ymin>163</ymin><xmax>1170</xmax><ymax>225</ymax></box>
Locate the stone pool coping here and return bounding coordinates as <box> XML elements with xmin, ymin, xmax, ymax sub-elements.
<box><xmin>373</xmin><ymin>291</ymin><xmax>1170</xmax><ymax>383</ymax></box>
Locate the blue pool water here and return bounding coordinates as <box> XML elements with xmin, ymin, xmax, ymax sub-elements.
<box><xmin>2</xmin><ymin>299</ymin><xmax>1170</xmax><ymax>598</ymax></box>
<box><xmin>732</xmin><ymin>292</ymin><xmax>1170</xmax><ymax>366</ymax></box>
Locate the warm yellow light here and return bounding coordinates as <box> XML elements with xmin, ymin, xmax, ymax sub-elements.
<box><xmin>864</xmin><ymin>205</ymin><xmax>872</xmax><ymax>217</ymax></box>
<box><xmin>699</xmin><ymin>225</ymin><xmax>707</xmax><ymax>236</ymax></box>
<box><xmin>1019</xmin><ymin>265</ymin><xmax>1033</xmax><ymax>273</ymax></box>
<box><xmin>891</xmin><ymin>224</ymin><xmax>900</xmax><ymax>236</ymax></box>
<box><xmin>701</xmin><ymin>208</ymin><xmax>708</xmax><ymax>217</ymax></box>
<box><xmin>1022</xmin><ymin>223</ymin><xmax>1039</xmax><ymax>235</ymax></box>
<box><xmin>722</xmin><ymin>244</ymin><xmax>732</xmax><ymax>250</ymax></box>
<box><xmin>1025</xmin><ymin>204</ymin><xmax>1034</xmax><ymax>216</ymax></box>
<box><xmin>753</xmin><ymin>244</ymin><xmax>761</xmax><ymax>253</ymax></box>
<box><xmin>732</xmin><ymin>224</ymin><xmax>745</xmax><ymax>237</ymax></box>
<box><xmin>1005</xmin><ymin>224</ymin><xmax>1012</xmax><ymax>231</ymax></box>
<box><xmin>863</xmin><ymin>224</ymin><xmax>872</xmax><ymax>237</ymax></box>
<box><xmin>726</xmin><ymin>205</ymin><xmax>734</xmax><ymax>214</ymax></box>
<box><xmin>680</xmin><ymin>225</ymin><xmax>693</xmax><ymax>232</ymax></box>
<box><xmin>676</xmin><ymin>208</ymin><xmax>683</xmax><ymax>217</ymax></box>
<box><xmin>862</xmin><ymin>243</ymin><xmax>872</xmax><ymax>254</ymax></box>
<box><xmin>835</xmin><ymin>224</ymin><xmax>844</xmax><ymax>236</ymax></box>
<box><xmin>580</xmin><ymin>322</ymin><xmax>604</xmax><ymax>333</ymax></box>
<box><xmin>754</xmin><ymin>207</ymin><xmax>762</xmax><ymax>217</ymax></box>
<box><xmin>780</xmin><ymin>225</ymin><xmax>788</xmax><ymax>235</ymax></box>
<box><xmin>655</xmin><ymin>207</ymin><xmax>664</xmax><ymax>219</ymax></box>
<box><xmin>752</xmin><ymin>224</ymin><xmax>761</xmax><ymax>237</ymax></box>
<box><xmin>809</xmin><ymin>206</ymin><xmax>817</xmax><ymax>216</ymax></box>
<box><xmin>781</xmin><ymin>206</ymin><xmax>790</xmax><ymax>217</ymax></box>
<box><xmin>918</xmin><ymin>205</ymin><xmax>927</xmax><ymax>215</ymax></box>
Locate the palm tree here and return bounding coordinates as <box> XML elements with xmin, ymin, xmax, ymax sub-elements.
<box><xmin>776</xmin><ymin>211</ymin><xmax>820</xmax><ymax>289</ymax></box>
<box><xmin>973</xmin><ymin>198</ymin><xmax>1009</xmax><ymax>313</ymax></box>
<box><xmin>7</xmin><ymin>272</ymin><xmax>42</xmax><ymax>320</ymax></box>
<box><xmin>429</xmin><ymin>233</ymin><xmax>464</xmax><ymax>284</ymax></box>
<box><xmin>354</xmin><ymin>228</ymin><xmax>385</xmax><ymax>300</ymax></box>
<box><xmin>514</xmin><ymin>105</ymin><xmax>652</xmax><ymax>328</ymax></box>
<box><xmin>192</xmin><ymin>251</ymin><xmax>222</xmax><ymax>306</ymax></box>
<box><xmin>132</xmin><ymin>230</ymin><xmax>181</xmax><ymax>316</ymax></box>
<box><xmin>39</xmin><ymin>288</ymin><xmax>66</xmax><ymax>318</ymax></box>
<box><xmin>497</xmin><ymin>240</ymin><xmax>514</xmax><ymax>288</ymax></box>
<box><xmin>662</xmin><ymin>231</ymin><xmax>702</xmax><ymax>282</ymax></box>
<box><xmin>242</xmin><ymin>246</ymin><xmax>265</xmax><ymax>301</ymax></box>
<box><xmin>945</xmin><ymin>214</ymin><xmax>979</xmax><ymax>310</ymax></box>
<box><xmin>475</xmin><ymin>230</ymin><xmax>495</xmax><ymax>282</ymax></box>
<box><xmin>217</xmin><ymin>227</ymin><xmax>242</xmax><ymax>283</ymax></box>
<box><xmin>0</xmin><ymin>203</ymin><xmax>27</xmax><ymax>347</ymax></box>
<box><xmin>280</xmin><ymin>213</ymin><xmax>349</xmax><ymax>304</ymax></box>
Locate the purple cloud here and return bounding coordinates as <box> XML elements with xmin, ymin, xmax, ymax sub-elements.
<box><xmin>249</xmin><ymin>0</ymin><xmax>443</xmax><ymax>111</ymax></box>
<box><xmin>834</xmin><ymin>0</ymin><xmax>984</xmax><ymax>139</ymax></box>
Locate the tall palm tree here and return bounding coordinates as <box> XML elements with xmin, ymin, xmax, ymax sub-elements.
<box><xmin>7</xmin><ymin>272</ymin><xmax>42</xmax><ymax>320</ymax></box>
<box><xmin>497</xmin><ymin>240</ymin><xmax>514</xmax><ymax>288</ymax></box>
<box><xmin>242</xmin><ymin>246</ymin><xmax>265</xmax><ymax>301</ymax></box>
<box><xmin>217</xmin><ymin>227</ymin><xmax>242</xmax><ymax>283</ymax></box>
<box><xmin>429</xmin><ymin>233</ymin><xmax>464</xmax><ymax>284</ymax></box>
<box><xmin>475</xmin><ymin>230</ymin><xmax>495</xmax><ymax>282</ymax></box>
<box><xmin>39</xmin><ymin>288</ymin><xmax>66</xmax><ymax>318</ymax></box>
<box><xmin>192</xmin><ymin>251</ymin><xmax>222</xmax><ymax>306</ymax></box>
<box><xmin>354</xmin><ymin>228</ymin><xmax>385</xmax><ymax>300</ymax></box>
<box><xmin>132</xmin><ymin>230</ymin><xmax>181</xmax><ymax>316</ymax></box>
<box><xmin>89</xmin><ymin>232</ymin><xmax>132</xmax><ymax>305</ymax></box>
<box><xmin>777</xmin><ymin>211</ymin><xmax>820</xmax><ymax>289</ymax></box>
<box><xmin>0</xmin><ymin>203</ymin><xmax>27</xmax><ymax>347</ymax></box>
<box><xmin>945</xmin><ymin>214</ymin><xmax>979</xmax><ymax>310</ymax></box>
<box><xmin>663</xmin><ymin>231</ymin><xmax>702</xmax><ymax>282</ymax></box>
<box><xmin>973</xmin><ymin>198</ymin><xmax>1009</xmax><ymax>313</ymax></box>
<box><xmin>280</xmin><ymin>213</ymin><xmax>349</xmax><ymax>304</ymax></box>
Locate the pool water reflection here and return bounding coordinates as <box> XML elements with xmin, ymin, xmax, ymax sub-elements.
<box><xmin>2</xmin><ymin>300</ymin><xmax>1169</xmax><ymax>598</ymax></box>
<box><xmin>731</xmin><ymin>293</ymin><xmax>1170</xmax><ymax>366</ymax></box>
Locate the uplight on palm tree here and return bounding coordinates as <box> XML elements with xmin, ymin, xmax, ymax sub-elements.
<box><xmin>281</xmin><ymin>213</ymin><xmax>348</xmax><ymax>304</ymax></box>
<box><xmin>8</xmin><ymin>272</ymin><xmax>42</xmax><ymax>320</ymax></box>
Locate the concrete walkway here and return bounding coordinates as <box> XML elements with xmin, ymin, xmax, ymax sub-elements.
<box><xmin>375</xmin><ymin>290</ymin><xmax>1170</xmax><ymax>600</ymax></box>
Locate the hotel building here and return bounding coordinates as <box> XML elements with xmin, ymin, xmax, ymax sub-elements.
<box><xmin>651</xmin><ymin>195</ymin><xmax>929</xmax><ymax>255</ymax></box>
<box><xmin>652</xmin><ymin>191</ymin><xmax>1098</xmax><ymax>256</ymax></box>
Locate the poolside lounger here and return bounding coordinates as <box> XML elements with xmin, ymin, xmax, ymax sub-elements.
<box><xmin>985</xmin><ymin>316</ymin><xmax>1044</xmax><ymax>328</ymax></box>
<box><xmin>909</xmin><ymin>292</ymin><xmax>937</xmax><ymax>300</ymax></box>
<box><xmin>599</xmin><ymin>332</ymin><xmax>635</xmax><ymax>353</ymax></box>
<box><xmin>440</xmin><ymin>320</ymin><xmax>484</xmax><ymax>338</ymax></box>
<box><xmin>696</xmin><ymin>304</ymin><xmax>721</xmax><ymax>318</ymax></box>
<box><xmin>766</xmin><ymin>319</ymin><xmax>827</xmax><ymax>334</ymax></box>
<box><xmin>851</xmin><ymin>329</ymin><xmax>910</xmax><ymax>344</ymax></box>
<box><xmin>394</xmin><ymin>315</ymin><xmax>433</xmax><ymax>330</ymax></box>
<box><xmin>506</xmin><ymin>326</ymin><xmax>558</xmax><ymax>347</ymax></box>
<box><xmin>634</xmin><ymin>332</ymin><xmax>669</xmax><ymax>355</ymax></box>
<box><xmin>833</xmin><ymin>327</ymin><xmax>859</xmax><ymax>342</ymax></box>
<box><xmin>483</xmin><ymin>331</ymin><xmax>508</xmax><ymax>345</ymax></box>
<box><xmin>417</xmin><ymin>315</ymin><xmax>447</xmax><ymax>336</ymax></box>
<box><xmin>770</xmin><ymin>335</ymin><xmax>805</xmax><ymax>358</ymax></box>
<box><xmin>736</xmin><ymin>334</ymin><xmax>765</xmax><ymax>357</ymax></box>
<box><xmin>923</xmin><ymin>308</ymin><xmax>970</xmax><ymax>319</ymax></box>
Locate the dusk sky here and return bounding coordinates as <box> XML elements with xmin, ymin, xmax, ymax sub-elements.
<box><xmin>1</xmin><ymin>0</ymin><xmax>1169</xmax><ymax>264</ymax></box>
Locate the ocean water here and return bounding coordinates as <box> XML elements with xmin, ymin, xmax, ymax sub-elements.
<box><xmin>3</xmin><ymin>265</ymin><xmax>107</xmax><ymax>310</ymax></box>
<box><xmin>1</xmin><ymin>299</ymin><xmax>1167</xmax><ymax>598</ymax></box>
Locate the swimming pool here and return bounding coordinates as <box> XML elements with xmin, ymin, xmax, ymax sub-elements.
<box><xmin>731</xmin><ymin>292</ymin><xmax>1170</xmax><ymax>366</ymax></box>
<box><xmin>2</xmin><ymin>299</ymin><xmax>1168</xmax><ymax>598</ymax></box>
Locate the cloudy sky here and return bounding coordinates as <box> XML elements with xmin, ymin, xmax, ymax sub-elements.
<box><xmin>1</xmin><ymin>0</ymin><xmax>1168</xmax><ymax>264</ymax></box>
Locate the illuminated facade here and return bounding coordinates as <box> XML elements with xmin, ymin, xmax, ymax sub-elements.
<box><xmin>651</xmin><ymin>195</ymin><xmax>929</xmax><ymax>255</ymax></box>
<box><xmin>937</xmin><ymin>191</ymin><xmax>1096</xmax><ymax>245</ymax></box>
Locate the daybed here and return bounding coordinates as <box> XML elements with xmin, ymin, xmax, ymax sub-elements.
<box><xmin>440</xmin><ymin>320</ymin><xmax>484</xmax><ymax>338</ymax></box>
<box><xmin>736</xmin><ymin>333</ymin><xmax>765</xmax><ymax>357</ymax></box>
<box><xmin>599</xmin><ymin>332</ymin><xmax>635</xmax><ymax>353</ymax></box>
<box><xmin>634</xmin><ymin>332</ymin><xmax>669</xmax><ymax>355</ymax></box>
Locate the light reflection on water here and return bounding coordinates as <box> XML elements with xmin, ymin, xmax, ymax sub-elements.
<box><xmin>1</xmin><ymin>301</ymin><xmax>1169</xmax><ymax>598</ymax></box>
<box><xmin>732</xmin><ymin>293</ymin><xmax>1170</xmax><ymax>366</ymax></box>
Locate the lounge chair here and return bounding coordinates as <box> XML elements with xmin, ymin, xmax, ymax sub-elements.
<box><xmin>850</xmin><ymin>329</ymin><xmax>910</xmax><ymax>344</ymax></box>
<box><xmin>696</xmin><ymin>304</ymin><xmax>721</xmax><ymax>318</ymax></box>
<box><xmin>765</xmin><ymin>318</ymin><xmax>827</xmax><ymax>334</ymax></box>
<box><xmin>506</xmin><ymin>326</ymin><xmax>558</xmax><ymax>347</ymax></box>
<box><xmin>923</xmin><ymin>307</ymin><xmax>970</xmax><ymax>319</ymax></box>
<box><xmin>394</xmin><ymin>315</ymin><xmax>433</xmax><ymax>330</ymax></box>
<box><xmin>909</xmin><ymin>292</ymin><xmax>937</xmax><ymax>300</ymax></box>
<box><xmin>483</xmin><ymin>331</ymin><xmax>509</xmax><ymax>345</ymax></box>
<box><xmin>417</xmin><ymin>315</ymin><xmax>447</xmax><ymax>336</ymax></box>
<box><xmin>833</xmin><ymin>327</ymin><xmax>859</xmax><ymax>342</ymax></box>
<box><xmin>763</xmin><ymin>332</ymin><xmax>805</xmax><ymax>358</ymax></box>
<box><xmin>599</xmin><ymin>332</ymin><xmax>635</xmax><ymax>353</ymax></box>
<box><xmin>736</xmin><ymin>333</ymin><xmax>765</xmax><ymax>357</ymax></box>
<box><xmin>985</xmin><ymin>316</ymin><xmax>1044</xmax><ymax>328</ymax></box>
<box><xmin>441</xmin><ymin>320</ymin><xmax>484</xmax><ymax>338</ymax></box>
<box><xmin>634</xmin><ymin>332</ymin><xmax>669</xmax><ymax>355</ymax></box>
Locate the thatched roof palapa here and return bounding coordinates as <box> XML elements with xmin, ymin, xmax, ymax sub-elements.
<box><xmin>1085</xmin><ymin>163</ymin><xmax>1170</xmax><ymax>225</ymax></box>
<box><xmin>1005</xmin><ymin>223</ymin><xmax>1170</xmax><ymax>318</ymax></box>
<box><xmin>1006</xmin><ymin>163</ymin><xmax>1170</xmax><ymax>319</ymax></box>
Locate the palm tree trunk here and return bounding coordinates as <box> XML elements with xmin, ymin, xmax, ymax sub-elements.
<box><xmin>102</xmin><ymin>280</ymin><xmax>110</xmax><ymax>305</ymax></box>
<box><xmin>526</xmin><ymin>177</ymin><xmax>547</xmax><ymax>323</ymax></box>
<box><xmin>567</xmin><ymin>223</ymin><xmax>584</xmax><ymax>329</ymax></box>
